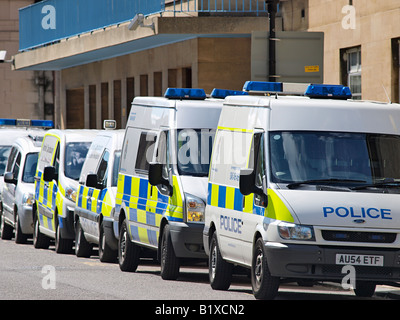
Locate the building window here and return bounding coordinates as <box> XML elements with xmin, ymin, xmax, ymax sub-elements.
<box><xmin>341</xmin><ymin>47</ymin><xmax>361</xmax><ymax>100</ymax></box>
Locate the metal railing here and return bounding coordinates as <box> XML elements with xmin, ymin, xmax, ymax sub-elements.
<box><xmin>19</xmin><ymin>0</ymin><xmax>267</xmax><ymax>51</ymax></box>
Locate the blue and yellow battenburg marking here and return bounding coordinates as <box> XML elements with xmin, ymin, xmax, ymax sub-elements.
<box><xmin>76</xmin><ymin>185</ymin><xmax>113</xmax><ymax>217</ymax></box>
<box><xmin>34</xmin><ymin>170</ymin><xmax>57</xmax><ymax>231</ymax></box>
<box><xmin>116</xmin><ymin>174</ymin><xmax>184</xmax><ymax>247</ymax></box>
<box><xmin>207</xmin><ymin>182</ymin><xmax>294</xmax><ymax>222</ymax></box>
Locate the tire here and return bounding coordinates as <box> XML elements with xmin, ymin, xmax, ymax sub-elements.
<box><xmin>75</xmin><ymin>219</ymin><xmax>92</xmax><ymax>258</ymax></box>
<box><xmin>99</xmin><ymin>221</ymin><xmax>117</xmax><ymax>263</ymax></box>
<box><xmin>33</xmin><ymin>216</ymin><xmax>50</xmax><ymax>249</ymax></box>
<box><xmin>160</xmin><ymin>224</ymin><xmax>180</xmax><ymax>280</ymax></box>
<box><xmin>0</xmin><ymin>214</ymin><xmax>13</xmax><ymax>240</ymax></box>
<box><xmin>118</xmin><ymin>219</ymin><xmax>140</xmax><ymax>272</ymax></box>
<box><xmin>354</xmin><ymin>281</ymin><xmax>376</xmax><ymax>297</ymax></box>
<box><xmin>251</xmin><ymin>237</ymin><xmax>280</xmax><ymax>300</ymax></box>
<box><xmin>55</xmin><ymin>221</ymin><xmax>73</xmax><ymax>254</ymax></box>
<box><xmin>209</xmin><ymin>232</ymin><xmax>232</xmax><ymax>290</ymax></box>
<box><xmin>15</xmin><ymin>214</ymin><xmax>28</xmax><ymax>244</ymax></box>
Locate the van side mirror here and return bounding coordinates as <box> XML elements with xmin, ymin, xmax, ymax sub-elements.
<box><xmin>149</xmin><ymin>162</ymin><xmax>172</xmax><ymax>196</ymax></box>
<box><xmin>43</xmin><ymin>166</ymin><xmax>58</xmax><ymax>182</ymax></box>
<box><xmin>86</xmin><ymin>174</ymin><xmax>103</xmax><ymax>189</ymax></box>
<box><xmin>4</xmin><ymin>172</ymin><xmax>16</xmax><ymax>185</ymax></box>
<box><xmin>239</xmin><ymin>169</ymin><xmax>256</xmax><ymax>196</ymax></box>
<box><xmin>239</xmin><ymin>168</ymin><xmax>266</xmax><ymax>198</ymax></box>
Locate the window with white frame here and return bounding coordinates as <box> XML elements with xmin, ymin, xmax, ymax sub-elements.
<box><xmin>346</xmin><ymin>47</ymin><xmax>362</xmax><ymax>100</ymax></box>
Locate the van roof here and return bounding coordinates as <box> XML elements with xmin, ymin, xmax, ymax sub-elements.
<box><xmin>222</xmin><ymin>95</ymin><xmax>400</xmax><ymax>135</ymax></box>
<box><xmin>130</xmin><ymin>97</ymin><xmax>223</xmax><ymax>130</ymax></box>
<box><xmin>45</xmin><ymin>129</ymin><xmax>99</xmax><ymax>143</ymax></box>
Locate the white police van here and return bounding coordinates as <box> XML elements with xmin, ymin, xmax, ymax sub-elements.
<box><xmin>1</xmin><ymin>134</ymin><xmax>45</xmax><ymax>243</ymax></box>
<box><xmin>34</xmin><ymin>129</ymin><xmax>98</xmax><ymax>253</ymax></box>
<box><xmin>115</xmin><ymin>88</ymin><xmax>243</xmax><ymax>279</ymax></box>
<box><xmin>204</xmin><ymin>81</ymin><xmax>400</xmax><ymax>299</ymax></box>
<box><xmin>75</xmin><ymin>121</ymin><xmax>124</xmax><ymax>261</ymax></box>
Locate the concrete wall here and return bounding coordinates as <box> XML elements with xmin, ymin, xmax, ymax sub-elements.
<box><xmin>59</xmin><ymin>37</ymin><xmax>251</xmax><ymax>129</ymax></box>
<box><xmin>0</xmin><ymin>0</ymin><xmax>53</xmax><ymax>120</ymax></box>
<box><xmin>281</xmin><ymin>0</ymin><xmax>400</xmax><ymax>103</ymax></box>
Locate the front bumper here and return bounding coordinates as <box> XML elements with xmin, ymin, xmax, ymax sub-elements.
<box><xmin>169</xmin><ymin>221</ymin><xmax>207</xmax><ymax>259</ymax></box>
<box><xmin>265</xmin><ymin>242</ymin><xmax>400</xmax><ymax>282</ymax></box>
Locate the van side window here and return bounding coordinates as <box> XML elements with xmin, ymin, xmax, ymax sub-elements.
<box><xmin>97</xmin><ymin>150</ymin><xmax>110</xmax><ymax>187</ymax></box>
<box><xmin>249</xmin><ymin>132</ymin><xmax>267</xmax><ymax>207</ymax></box>
<box><xmin>135</xmin><ymin>131</ymin><xmax>156</xmax><ymax>174</ymax></box>
<box><xmin>53</xmin><ymin>143</ymin><xmax>60</xmax><ymax>174</ymax></box>
<box><xmin>6</xmin><ymin>147</ymin><xmax>17</xmax><ymax>173</ymax></box>
<box><xmin>13</xmin><ymin>152</ymin><xmax>21</xmax><ymax>180</ymax></box>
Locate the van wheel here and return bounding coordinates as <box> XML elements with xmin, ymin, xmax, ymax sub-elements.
<box><xmin>209</xmin><ymin>232</ymin><xmax>232</xmax><ymax>290</ymax></box>
<box><xmin>75</xmin><ymin>219</ymin><xmax>92</xmax><ymax>258</ymax></box>
<box><xmin>55</xmin><ymin>222</ymin><xmax>73</xmax><ymax>254</ymax></box>
<box><xmin>354</xmin><ymin>281</ymin><xmax>376</xmax><ymax>297</ymax></box>
<box><xmin>15</xmin><ymin>214</ymin><xmax>28</xmax><ymax>244</ymax></box>
<box><xmin>33</xmin><ymin>216</ymin><xmax>50</xmax><ymax>249</ymax></box>
<box><xmin>118</xmin><ymin>219</ymin><xmax>140</xmax><ymax>272</ymax></box>
<box><xmin>251</xmin><ymin>237</ymin><xmax>280</xmax><ymax>300</ymax></box>
<box><xmin>0</xmin><ymin>214</ymin><xmax>13</xmax><ymax>240</ymax></box>
<box><xmin>160</xmin><ymin>224</ymin><xmax>180</xmax><ymax>280</ymax></box>
<box><xmin>99</xmin><ymin>221</ymin><xmax>117</xmax><ymax>262</ymax></box>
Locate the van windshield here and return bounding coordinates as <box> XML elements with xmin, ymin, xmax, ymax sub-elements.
<box><xmin>64</xmin><ymin>142</ymin><xmax>91</xmax><ymax>180</ymax></box>
<box><xmin>269</xmin><ymin>131</ymin><xmax>400</xmax><ymax>187</ymax></box>
<box><xmin>177</xmin><ymin>129</ymin><xmax>215</xmax><ymax>177</ymax></box>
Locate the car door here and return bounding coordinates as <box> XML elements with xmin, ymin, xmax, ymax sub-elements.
<box><xmin>2</xmin><ymin>147</ymin><xmax>20</xmax><ymax>222</ymax></box>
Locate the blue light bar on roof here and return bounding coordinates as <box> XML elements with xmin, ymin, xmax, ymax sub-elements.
<box><xmin>304</xmin><ymin>84</ymin><xmax>352</xmax><ymax>99</ymax></box>
<box><xmin>31</xmin><ymin>119</ymin><xmax>54</xmax><ymax>128</ymax></box>
<box><xmin>0</xmin><ymin>118</ymin><xmax>54</xmax><ymax>128</ymax></box>
<box><xmin>164</xmin><ymin>88</ymin><xmax>206</xmax><ymax>100</ymax></box>
<box><xmin>243</xmin><ymin>81</ymin><xmax>283</xmax><ymax>93</ymax></box>
<box><xmin>210</xmin><ymin>88</ymin><xmax>249</xmax><ymax>99</ymax></box>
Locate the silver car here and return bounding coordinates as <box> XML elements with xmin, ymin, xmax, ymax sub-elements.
<box><xmin>1</xmin><ymin>135</ymin><xmax>44</xmax><ymax>243</ymax></box>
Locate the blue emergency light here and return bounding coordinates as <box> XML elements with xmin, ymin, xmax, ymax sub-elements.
<box><xmin>164</xmin><ymin>88</ymin><xmax>206</xmax><ymax>100</ymax></box>
<box><xmin>210</xmin><ymin>88</ymin><xmax>249</xmax><ymax>99</ymax></box>
<box><xmin>243</xmin><ymin>81</ymin><xmax>283</xmax><ymax>93</ymax></box>
<box><xmin>0</xmin><ymin>118</ymin><xmax>54</xmax><ymax>128</ymax></box>
<box><xmin>304</xmin><ymin>84</ymin><xmax>352</xmax><ymax>99</ymax></box>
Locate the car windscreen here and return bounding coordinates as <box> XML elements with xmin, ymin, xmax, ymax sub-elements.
<box><xmin>64</xmin><ymin>142</ymin><xmax>91</xmax><ymax>180</ymax></box>
<box><xmin>22</xmin><ymin>152</ymin><xmax>39</xmax><ymax>183</ymax></box>
<box><xmin>269</xmin><ymin>131</ymin><xmax>400</xmax><ymax>187</ymax></box>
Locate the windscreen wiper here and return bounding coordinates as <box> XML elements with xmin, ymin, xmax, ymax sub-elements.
<box><xmin>287</xmin><ymin>179</ymin><xmax>366</xmax><ymax>189</ymax></box>
<box><xmin>351</xmin><ymin>180</ymin><xmax>400</xmax><ymax>190</ymax></box>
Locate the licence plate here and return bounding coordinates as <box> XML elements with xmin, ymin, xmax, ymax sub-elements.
<box><xmin>335</xmin><ymin>254</ymin><xmax>384</xmax><ymax>266</ymax></box>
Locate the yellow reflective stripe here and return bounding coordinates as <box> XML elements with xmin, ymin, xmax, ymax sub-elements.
<box><xmin>210</xmin><ymin>183</ymin><xmax>219</xmax><ymax>207</ymax></box>
<box><xmin>217</xmin><ymin>126</ymin><xmax>253</xmax><ymax>133</ymax></box>
<box><xmin>225</xmin><ymin>186</ymin><xmax>235</xmax><ymax>210</ymax></box>
<box><xmin>243</xmin><ymin>194</ymin><xmax>254</xmax><ymax>213</ymax></box>
<box><xmin>265</xmin><ymin>189</ymin><xmax>294</xmax><ymax>223</ymax></box>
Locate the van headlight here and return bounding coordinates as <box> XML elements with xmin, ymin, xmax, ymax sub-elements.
<box><xmin>278</xmin><ymin>222</ymin><xmax>315</xmax><ymax>241</ymax></box>
<box><xmin>65</xmin><ymin>187</ymin><xmax>77</xmax><ymax>202</ymax></box>
<box><xmin>185</xmin><ymin>193</ymin><xmax>205</xmax><ymax>223</ymax></box>
<box><xmin>22</xmin><ymin>193</ymin><xmax>34</xmax><ymax>206</ymax></box>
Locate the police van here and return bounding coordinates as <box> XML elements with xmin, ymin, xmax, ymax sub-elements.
<box><xmin>75</xmin><ymin>122</ymin><xmax>124</xmax><ymax>261</ymax></box>
<box><xmin>1</xmin><ymin>134</ymin><xmax>45</xmax><ymax>243</ymax></box>
<box><xmin>115</xmin><ymin>88</ymin><xmax>234</xmax><ymax>279</ymax></box>
<box><xmin>34</xmin><ymin>129</ymin><xmax>98</xmax><ymax>253</ymax></box>
<box><xmin>204</xmin><ymin>81</ymin><xmax>400</xmax><ymax>299</ymax></box>
<box><xmin>0</xmin><ymin>119</ymin><xmax>53</xmax><ymax>217</ymax></box>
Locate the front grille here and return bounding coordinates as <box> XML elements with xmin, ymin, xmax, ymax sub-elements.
<box><xmin>321</xmin><ymin>230</ymin><xmax>396</xmax><ymax>243</ymax></box>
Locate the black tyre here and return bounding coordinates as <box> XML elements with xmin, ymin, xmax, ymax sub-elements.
<box><xmin>15</xmin><ymin>214</ymin><xmax>28</xmax><ymax>244</ymax></box>
<box><xmin>209</xmin><ymin>232</ymin><xmax>232</xmax><ymax>290</ymax></box>
<box><xmin>75</xmin><ymin>219</ymin><xmax>92</xmax><ymax>258</ymax></box>
<box><xmin>251</xmin><ymin>237</ymin><xmax>280</xmax><ymax>300</ymax></box>
<box><xmin>118</xmin><ymin>219</ymin><xmax>140</xmax><ymax>272</ymax></box>
<box><xmin>99</xmin><ymin>221</ymin><xmax>117</xmax><ymax>263</ymax></box>
<box><xmin>354</xmin><ymin>281</ymin><xmax>376</xmax><ymax>298</ymax></box>
<box><xmin>33</xmin><ymin>216</ymin><xmax>50</xmax><ymax>249</ymax></box>
<box><xmin>55</xmin><ymin>221</ymin><xmax>73</xmax><ymax>254</ymax></box>
<box><xmin>0</xmin><ymin>214</ymin><xmax>13</xmax><ymax>240</ymax></box>
<box><xmin>160</xmin><ymin>224</ymin><xmax>180</xmax><ymax>280</ymax></box>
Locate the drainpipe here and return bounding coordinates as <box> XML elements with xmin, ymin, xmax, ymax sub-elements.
<box><xmin>266</xmin><ymin>0</ymin><xmax>279</xmax><ymax>82</ymax></box>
